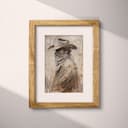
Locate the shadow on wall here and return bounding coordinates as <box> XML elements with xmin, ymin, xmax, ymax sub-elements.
<box><xmin>37</xmin><ymin>0</ymin><xmax>128</xmax><ymax>39</ymax></box>
<box><xmin>0</xmin><ymin>87</ymin><xmax>90</xmax><ymax>128</ymax></box>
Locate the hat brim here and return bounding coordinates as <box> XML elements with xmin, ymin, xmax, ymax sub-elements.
<box><xmin>48</xmin><ymin>44</ymin><xmax>77</xmax><ymax>50</ymax></box>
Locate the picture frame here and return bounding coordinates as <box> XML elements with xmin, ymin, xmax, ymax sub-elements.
<box><xmin>29</xmin><ymin>20</ymin><xmax>100</xmax><ymax>108</ymax></box>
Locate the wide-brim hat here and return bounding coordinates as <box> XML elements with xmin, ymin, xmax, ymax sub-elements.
<box><xmin>48</xmin><ymin>38</ymin><xmax>77</xmax><ymax>50</ymax></box>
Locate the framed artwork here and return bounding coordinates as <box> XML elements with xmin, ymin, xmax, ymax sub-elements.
<box><xmin>29</xmin><ymin>20</ymin><xmax>100</xmax><ymax>108</ymax></box>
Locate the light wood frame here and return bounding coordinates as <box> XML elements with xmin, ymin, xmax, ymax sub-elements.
<box><xmin>29</xmin><ymin>20</ymin><xmax>100</xmax><ymax>108</ymax></box>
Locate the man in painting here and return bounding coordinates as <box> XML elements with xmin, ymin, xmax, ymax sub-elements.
<box><xmin>48</xmin><ymin>38</ymin><xmax>80</xmax><ymax>92</ymax></box>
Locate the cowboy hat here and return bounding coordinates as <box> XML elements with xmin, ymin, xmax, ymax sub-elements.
<box><xmin>48</xmin><ymin>38</ymin><xmax>77</xmax><ymax>50</ymax></box>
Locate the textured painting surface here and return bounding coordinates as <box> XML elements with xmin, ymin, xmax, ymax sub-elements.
<box><xmin>45</xmin><ymin>35</ymin><xmax>83</xmax><ymax>93</ymax></box>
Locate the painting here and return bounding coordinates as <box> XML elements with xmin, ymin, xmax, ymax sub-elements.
<box><xmin>45</xmin><ymin>35</ymin><xmax>83</xmax><ymax>93</ymax></box>
<box><xmin>29</xmin><ymin>20</ymin><xmax>100</xmax><ymax>108</ymax></box>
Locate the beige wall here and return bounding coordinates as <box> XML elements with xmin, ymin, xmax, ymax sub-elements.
<box><xmin>0</xmin><ymin>0</ymin><xmax>128</xmax><ymax>128</ymax></box>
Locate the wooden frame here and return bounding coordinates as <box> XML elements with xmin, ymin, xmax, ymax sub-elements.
<box><xmin>29</xmin><ymin>20</ymin><xmax>100</xmax><ymax>108</ymax></box>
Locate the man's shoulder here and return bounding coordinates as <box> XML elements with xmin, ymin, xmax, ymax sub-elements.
<box><xmin>64</xmin><ymin>57</ymin><xmax>74</xmax><ymax>68</ymax></box>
